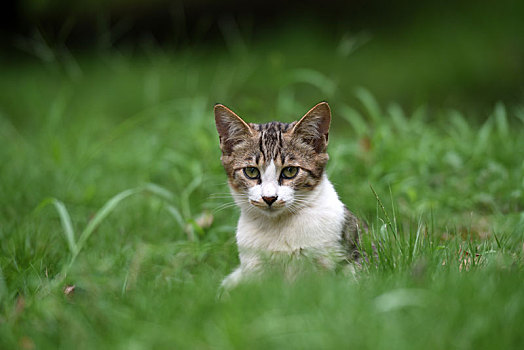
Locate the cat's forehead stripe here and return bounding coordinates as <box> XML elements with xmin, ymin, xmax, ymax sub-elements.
<box><xmin>254</xmin><ymin>121</ymin><xmax>292</xmax><ymax>162</ymax></box>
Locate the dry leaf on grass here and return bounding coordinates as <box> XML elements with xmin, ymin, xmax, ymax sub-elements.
<box><xmin>63</xmin><ymin>285</ymin><xmax>76</xmax><ymax>296</ymax></box>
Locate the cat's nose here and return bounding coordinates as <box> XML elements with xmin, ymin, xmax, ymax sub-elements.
<box><xmin>262</xmin><ymin>196</ymin><xmax>278</xmax><ymax>206</ymax></box>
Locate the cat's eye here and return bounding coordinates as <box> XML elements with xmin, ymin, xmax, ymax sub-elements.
<box><xmin>243</xmin><ymin>167</ymin><xmax>260</xmax><ymax>179</ymax></box>
<box><xmin>281</xmin><ymin>166</ymin><xmax>299</xmax><ymax>179</ymax></box>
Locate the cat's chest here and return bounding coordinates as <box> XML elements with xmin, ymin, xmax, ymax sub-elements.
<box><xmin>236</xmin><ymin>199</ymin><xmax>345</xmax><ymax>252</ymax></box>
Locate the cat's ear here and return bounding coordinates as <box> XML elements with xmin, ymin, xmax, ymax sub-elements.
<box><xmin>291</xmin><ymin>102</ymin><xmax>331</xmax><ymax>153</ymax></box>
<box><xmin>214</xmin><ymin>104</ymin><xmax>253</xmax><ymax>155</ymax></box>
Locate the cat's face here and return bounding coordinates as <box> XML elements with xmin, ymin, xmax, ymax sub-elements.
<box><xmin>215</xmin><ymin>102</ymin><xmax>331</xmax><ymax>217</ymax></box>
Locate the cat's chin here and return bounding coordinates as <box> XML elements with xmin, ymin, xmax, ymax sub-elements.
<box><xmin>245</xmin><ymin>203</ymin><xmax>288</xmax><ymax>218</ymax></box>
<box><xmin>258</xmin><ymin>206</ymin><xmax>286</xmax><ymax>217</ymax></box>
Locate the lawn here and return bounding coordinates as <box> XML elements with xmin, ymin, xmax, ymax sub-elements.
<box><xmin>1</xmin><ymin>33</ymin><xmax>524</xmax><ymax>349</ymax></box>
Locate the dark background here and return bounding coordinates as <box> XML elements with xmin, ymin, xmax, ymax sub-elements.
<box><xmin>2</xmin><ymin>0</ymin><xmax>524</xmax><ymax>112</ymax></box>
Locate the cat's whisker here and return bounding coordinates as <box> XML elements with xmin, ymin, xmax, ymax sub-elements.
<box><xmin>213</xmin><ymin>202</ymin><xmax>240</xmax><ymax>213</ymax></box>
<box><xmin>289</xmin><ymin>200</ymin><xmax>309</xmax><ymax>210</ymax></box>
<box><xmin>287</xmin><ymin>205</ymin><xmax>297</xmax><ymax>215</ymax></box>
<box><xmin>289</xmin><ymin>204</ymin><xmax>302</xmax><ymax>212</ymax></box>
<box><xmin>291</xmin><ymin>198</ymin><xmax>309</xmax><ymax>202</ymax></box>
<box><xmin>213</xmin><ymin>205</ymin><xmax>235</xmax><ymax>213</ymax></box>
<box><xmin>292</xmin><ymin>196</ymin><xmax>310</xmax><ymax>201</ymax></box>
<box><xmin>241</xmin><ymin>205</ymin><xmax>255</xmax><ymax>217</ymax></box>
<box><xmin>209</xmin><ymin>192</ymin><xmax>231</xmax><ymax>198</ymax></box>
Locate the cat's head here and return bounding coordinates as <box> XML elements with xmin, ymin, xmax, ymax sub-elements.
<box><xmin>214</xmin><ymin>102</ymin><xmax>331</xmax><ymax>217</ymax></box>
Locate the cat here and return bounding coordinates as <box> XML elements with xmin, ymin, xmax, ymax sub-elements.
<box><xmin>214</xmin><ymin>102</ymin><xmax>366</xmax><ymax>289</ymax></box>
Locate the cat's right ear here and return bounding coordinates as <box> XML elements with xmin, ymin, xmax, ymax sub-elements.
<box><xmin>291</xmin><ymin>102</ymin><xmax>331</xmax><ymax>153</ymax></box>
<box><xmin>214</xmin><ymin>104</ymin><xmax>253</xmax><ymax>155</ymax></box>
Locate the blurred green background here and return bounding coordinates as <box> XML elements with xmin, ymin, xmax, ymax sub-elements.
<box><xmin>2</xmin><ymin>0</ymin><xmax>524</xmax><ymax>112</ymax></box>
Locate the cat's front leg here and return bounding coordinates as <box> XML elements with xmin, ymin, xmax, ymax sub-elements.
<box><xmin>220</xmin><ymin>251</ymin><xmax>263</xmax><ymax>291</ymax></box>
<box><xmin>220</xmin><ymin>266</ymin><xmax>244</xmax><ymax>290</ymax></box>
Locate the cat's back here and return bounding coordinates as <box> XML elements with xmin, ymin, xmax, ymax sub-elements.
<box><xmin>341</xmin><ymin>206</ymin><xmax>366</xmax><ymax>260</ymax></box>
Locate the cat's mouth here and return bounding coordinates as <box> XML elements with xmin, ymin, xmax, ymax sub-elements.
<box><xmin>250</xmin><ymin>199</ymin><xmax>286</xmax><ymax>212</ymax></box>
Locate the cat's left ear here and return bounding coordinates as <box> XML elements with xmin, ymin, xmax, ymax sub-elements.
<box><xmin>214</xmin><ymin>104</ymin><xmax>253</xmax><ymax>155</ymax></box>
<box><xmin>292</xmin><ymin>102</ymin><xmax>331</xmax><ymax>153</ymax></box>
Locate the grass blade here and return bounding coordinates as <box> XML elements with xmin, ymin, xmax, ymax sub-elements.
<box><xmin>181</xmin><ymin>174</ymin><xmax>203</xmax><ymax>219</ymax></box>
<box><xmin>166</xmin><ymin>204</ymin><xmax>186</xmax><ymax>232</ymax></box>
<box><xmin>412</xmin><ymin>221</ymin><xmax>424</xmax><ymax>259</ymax></box>
<box><xmin>494</xmin><ymin>102</ymin><xmax>509</xmax><ymax>138</ymax></box>
<box><xmin>514</xmin><ymin>106</ymin><xmax>524</xmax><ymax>124</ymax></box>
<box><xmin>288</xmin><ymin>68</ymin><xmax>337</xmax><ymax>97</ymax></box>
<box><xmin>72</xmin><ymin>187</ymin><xmax>142</xmax><ymax>264</ymax></box>
<box><xmin>0</xmin><ymin>265</ymin><xmax>7</xmax><ymax>302</ymax></box>
<box><xmin>144</xmin><ymin>183</ymin><xmax>176</xmax><ymax>201</ymax></box>
<box><xmin>388</xmin><ymin>103</ymin><xmax>408</xmax><ymax>132</ymax></box>
<box><xmin>354</xmin><ymin>87</ymin><xmax>382</xmax><ymax>123</ymax></box>
<box><xmin>370</xmin><ymin>184</ymin><xmax>397</xmax><ymax>241</ymax></box>
<box><xmin>339</xmin><ymin>104</ymin><xmax>368</xmax><ymax>136</ymax></box>
<box><xmin>50</xmin><ymin>199</ymin><xmax>78</xmax><ymax>256</ymax></box>
<box><xmin>34</xmin><ymin>198</ymin><xmax>77</xmax><ymax>255</ymax></box>
<box><xmin>475</xmin><ymin>117</ymin><xmax>493</xmax><ymax>156</ymax></box>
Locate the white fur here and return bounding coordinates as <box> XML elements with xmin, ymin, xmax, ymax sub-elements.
<box><xmin>222</xmin><ymin>173</ymin><xmax>346</xmax><ymax>289</ymax></box>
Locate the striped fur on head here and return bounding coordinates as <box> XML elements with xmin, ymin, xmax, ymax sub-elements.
<box><xmin>214</xmin><ymin>102</ymin><xmax>331</xmax><ymax>216</ymax></box>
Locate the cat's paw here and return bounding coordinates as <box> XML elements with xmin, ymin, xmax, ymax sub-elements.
<box><xmin>220</xmin><ymin>267</ymin><xmax>244</xmax><ymax>292</ymax></box>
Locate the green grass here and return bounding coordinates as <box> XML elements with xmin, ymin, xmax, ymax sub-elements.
<box><xmin>1</xmin><ymin>38</ymin><xmax>524</xmax><ymax>349</ymax></box>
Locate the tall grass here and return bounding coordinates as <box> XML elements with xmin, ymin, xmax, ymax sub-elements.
<box><xmin>0</xmin><ymin>46</ymin><xmax>523</xmax><ymax>349</ymax></box>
